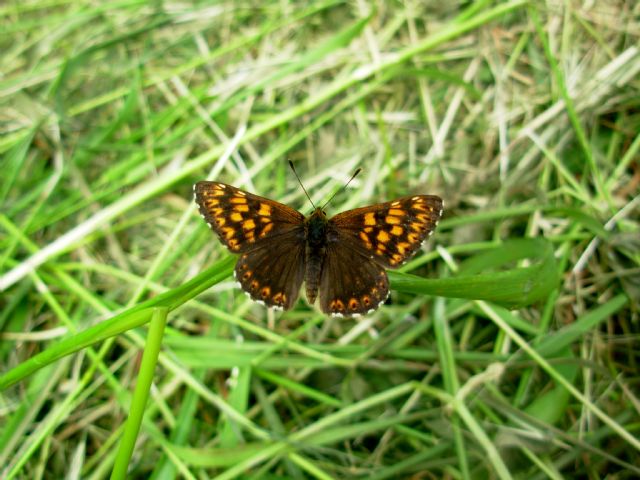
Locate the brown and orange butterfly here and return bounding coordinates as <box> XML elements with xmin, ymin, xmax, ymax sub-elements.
<box><xmin>194</xmin><ymin>169</ymin><xmax>442</xmax><ymax>317</ymax></box>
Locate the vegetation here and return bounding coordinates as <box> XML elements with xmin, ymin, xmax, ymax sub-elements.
<box><xmin>1</xmin><ymin>1</ymin><xmax>638</xmax><ymax>478</ymax></box>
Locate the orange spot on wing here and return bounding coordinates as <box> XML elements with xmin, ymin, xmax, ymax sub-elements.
<box><xmin>330</xmin><ymin>299</ymin><xmax>345</xmax><ymax>312</ymax></box>
<box><xmin>260</xmin><ymin>222</ymin><xmax>274</xmax><ymax>237</ymax></box>
<box><xmin>359</xmin><ymin>232</ymin><xmax>372</xmax><ymax>248</ymax></box>
<box><xmin>230</xmin><ymin>212</ymin><xmax>243</xmax><ymax>222</ymax></box>
<box><xmin>235</xmin><ymin>205</ymin><xmax>249</xmax><ymax>212</ymax></box>
<box><xmin>258</xmin><ymin>203</ymin><xmax>272</xmax><ymax>216</ymax></box>
<box><xmin>230</xmin><ymin>197</ymin><xmax>247</xmax><ymax>204</ymax></box>
<box><xmin>348</xmin><ymin>298</ymin><xmax>359</xmax><ymax>310</ymax></box>
<box><xmin>376</xmin><ymin>230</ymin><xmax>391</xmax><ymax>243</ymax></box>
<box><xmin>390</xmin><ymin>226</ymin><xmax>403</xmax><ymax>236</ymax></box>
<box><xmin>385</xmin><ymin>216</ymin><xmax>401</xmax><ymax>224</ymax></box>
<box><xmin>396</xmin><ymin>242</ymin><xmax>411</xmax><ymax>254</ymax></box>
<box><xmin>388</xmin><ymin>208</ymin><xmax>405</xmax><ymax>216</ymax></box>
<box><xmin>364</xmin><ymin>212</ymin><xmax>376</xmax><ymax>226</ymax></box>
<box><xmin>243</xmin><ymin>219</ymin><xmax>256</xmax><ymax>230</ymax></box>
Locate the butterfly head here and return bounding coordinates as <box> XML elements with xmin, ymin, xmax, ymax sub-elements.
<box><xmin>310</xmin><ymin>207</ymin><xmax>328</xmax><ymax>218</ymax></box>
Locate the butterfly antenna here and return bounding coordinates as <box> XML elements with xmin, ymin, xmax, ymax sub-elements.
<box><xmin>321</xmin><ymin>167</ymin><xmax>362</xmax><ymax>210</ymax></box>
<box><xmin>288</xmin><ymin>161</ymin><xmax>316</xmax><ymax>209</ymax></box>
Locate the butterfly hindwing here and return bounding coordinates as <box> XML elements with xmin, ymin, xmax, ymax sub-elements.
<box><xmin>235</xmin><ymin>239</ymin><xmax>305</xmax><ymax>310</ymax></box>
<box><xmin>194</xmin><ymin>181</ymin><xmax>305</xmax><ymax>253</ymax></box>
<box><xmin>318</xmin><ymin>240</ymin><xmax>389</xmax><ymax>317</ymax></box>
<box><xmin>195</xmin><ymin>181</ymin><xmax>306</xmax><ymax>311</ymax></box>
<box><xmin>329</xmin><ymin>195</ymin><xmax>443</xmax><ymax>268</ymax></box>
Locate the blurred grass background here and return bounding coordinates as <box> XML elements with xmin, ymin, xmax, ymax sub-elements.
<box><xmin>1</xmin><ymin>1</ymin><xmax>639</xmax><ymax>478</ymax></box>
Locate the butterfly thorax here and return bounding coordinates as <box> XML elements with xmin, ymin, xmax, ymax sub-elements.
<box><xmin>304</xmin><ymin>208</ymin><xmax>329</xmax><ymax>304</ymax></box>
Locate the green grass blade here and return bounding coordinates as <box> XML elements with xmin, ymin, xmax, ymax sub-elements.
<box><xmin>111</xmin><ymin>307</ymin><xmax>167</xmax><ymax>480</ymax></box>
<box><xmin>391</xmin><ymin>238</ymin><xmax>559</xmax><ymax>308</ymax></box>
<box><xmin>0</xmin><ymin>257</ymin><xmax>234</xmax><ymax>389</ymax></box>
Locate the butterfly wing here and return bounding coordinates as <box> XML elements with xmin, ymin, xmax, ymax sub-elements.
<box><xmin>234</xmin><ymin>239</ymin><xmax>305</xmax><ymax>310</ymax></box>
<box><xmin>194</xmin><ymin>181</ymin><xmax>306</xmax><ymax>310</ymax></box>
<box><xmin>318</xmin><ymin>194</ymin><xmax>443</xmax><ymax>316</ymax></box>
<box><xmin>318</xmin><ymin>240</ymin><xmax>389</xmax><ymax>317</ymax></box>
<box><xmin>194</xmin><ymin>181</ymin><xmax>305</xmax><ymax>252</ymax></box>
<box><xmin>329</xmin><ymin>195</ymin><xmax>443</xmax><ymax>268</ymax></box>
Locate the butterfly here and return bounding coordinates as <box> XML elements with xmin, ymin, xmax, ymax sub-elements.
<box><xmin>194</xmin><ymin>174</ymin><xmax>443</xmax><ymax>317</ymax></box>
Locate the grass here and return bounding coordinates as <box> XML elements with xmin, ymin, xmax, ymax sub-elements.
<box><xmin>1</xmin><ymin>1</ymin><xmax>639</xmax><ymax>478</ymax></box>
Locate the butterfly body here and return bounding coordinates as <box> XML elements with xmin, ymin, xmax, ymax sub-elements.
<box><xmin>304</xmin><ymin>208</ymin><xmax>329</xmax><ymax>305</ymax></box>
<box><xmin>195</xmin><ymin>181</ymin><xmax>443</xmax><ymax>317</ymax></box>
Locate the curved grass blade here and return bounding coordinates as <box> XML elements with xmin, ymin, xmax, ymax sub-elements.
<box><xmin>2</xmin><ymin>238</ymin><xmax>555</xmax><ymax>389</ymax></box>
<box><xmin>0</xmin><ymin>256</ymin><xmax>234</xmax><ymax>389</ymax></box>
<box><xmin>390</xmin><ymin>238</ymin><xmax>559</xmax><ymax>309</ymax></box>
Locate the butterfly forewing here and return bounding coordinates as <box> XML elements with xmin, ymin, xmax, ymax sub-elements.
<box><xmin>329</xmin><ymin>195</ymin><xmax>443</xmax><ymax>269</ymax></box>
<box><xmin>194</xmin><ymin>181</ymin><xmax>305</xmax><ymax>253</ymax></box>
<box><xmin>195</xmin><ymin>181</ymin><xmax>307</xmax><ymax>310</ymax></box>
